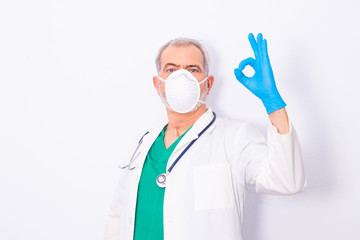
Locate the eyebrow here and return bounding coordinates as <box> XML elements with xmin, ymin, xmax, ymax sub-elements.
<box><xmin>163</xmin><ymin>63</ymin><xmax>180</xmax><ymax>69</ymax></box>
<box><xmin>163</xmin><ymin>63</ymin><xmax>203</xmax><ymax>72</ymax></box>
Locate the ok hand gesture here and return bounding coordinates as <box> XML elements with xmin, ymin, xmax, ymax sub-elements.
<box><xmin>234</xmin><ymin>33</ymin><xmax>286</xmax><ymax>114</ymax></box>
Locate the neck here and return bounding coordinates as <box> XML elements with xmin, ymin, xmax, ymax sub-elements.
<box><xmin>165</xmin><ymin>105</ymin><xmax>207</xmax><ymax>138</ymax></box>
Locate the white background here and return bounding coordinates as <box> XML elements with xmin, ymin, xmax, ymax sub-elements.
<box><xmin>1</xmin><ymin>0</ymin><xmax>359</xmax><ymax>239</ymax></box>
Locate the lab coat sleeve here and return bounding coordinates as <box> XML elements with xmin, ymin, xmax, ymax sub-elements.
<box><xmin>244</xmin><ymin>122</ymin><xmax>306</xmax><ymax>195</ymax></box>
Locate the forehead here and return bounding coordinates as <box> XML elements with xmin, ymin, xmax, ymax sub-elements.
<box><xmin>160</xmin><ymin>45</ymin><xmax>205</xmax><ymax>69</ymax></box>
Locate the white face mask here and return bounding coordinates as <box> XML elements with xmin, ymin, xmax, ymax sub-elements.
<box><xmin>158</xmin><ymin>69</ymin><xmax>208</xmax><ymax>114</ymax></box>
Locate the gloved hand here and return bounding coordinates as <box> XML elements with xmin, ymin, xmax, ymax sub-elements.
<box><xmin>234</xmin><ymin>33</ymin><xmax>286</xmax><ymax>114</ymax></box>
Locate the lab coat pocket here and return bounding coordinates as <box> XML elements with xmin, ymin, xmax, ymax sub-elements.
<box><xmin>193</xmin><ymin>163</ymin><xmax>234</xmax><ymax>211</ymax></box>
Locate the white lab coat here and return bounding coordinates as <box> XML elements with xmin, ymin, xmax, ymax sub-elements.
<box><xmin>105</xmin><ymin>108</ymin><xmax>306</xmax><ymax>240</ymax></box>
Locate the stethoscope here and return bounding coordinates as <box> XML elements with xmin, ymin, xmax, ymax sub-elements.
<box><xmin>122</xmin><ymin>112</ymin><xmax>216</xmax><ymax>188</ymax></box>
<box><xmin>121</xmin><ymin>131</ymin><xmax>149</xmax><ymax>171</ymax></box>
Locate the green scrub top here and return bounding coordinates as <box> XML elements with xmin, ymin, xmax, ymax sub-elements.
<box><xmin>133</xmin><ymin>125</ymin><xmax>190</xmax><ymax>240</ymax></box>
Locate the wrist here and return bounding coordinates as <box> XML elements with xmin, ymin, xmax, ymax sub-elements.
<box><xmin>262</xmin><ymin>93</ymin><xmax>286</xmax><ymax>114</ymax></box>
<box><xmin>268</xmin><ymin>107</ymin><xmax>290</xmax><ymax>134</ymax></box>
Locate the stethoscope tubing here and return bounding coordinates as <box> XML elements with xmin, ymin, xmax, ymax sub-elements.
<box><xmin>122</xmin><ymin>112</ymin><xmax>216</xmax><ymax>188</ymax></box>
<box><xmin>156</xmin><ymin>112</ymin><xmax>216</xmax><ymax>188</ymax></box>
<box><xmin>167</xmin><ymin>112</ymin><xmax>216</xmax><ymax>173</ymax></box>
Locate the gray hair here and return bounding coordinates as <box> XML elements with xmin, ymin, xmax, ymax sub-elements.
<box><xmin>155</xmin><ymin>37</ymin><xmax>210</xmax><ymax>75</ymax></box>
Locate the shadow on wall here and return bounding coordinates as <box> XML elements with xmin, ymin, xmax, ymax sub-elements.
<box><xmin>202</xmin><ymin>39</ymin><xmax>224</xmax><ymax>117</ymax></box>
<box><xmin>287</xmin><ymin>43</ymin><xmax>334</xmax><ymax>196</ymax></box>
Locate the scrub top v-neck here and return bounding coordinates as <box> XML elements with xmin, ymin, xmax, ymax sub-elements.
<box><xmin>133</xmin><ymin>125</ymin><xmax>191</xmax><ymax>240</ymax></box>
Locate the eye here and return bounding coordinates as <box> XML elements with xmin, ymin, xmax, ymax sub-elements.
<box><xmin>189</xmin><ymin>69</ymin><xmax>199</xmax><ymax>73</ymax></box>
<box><xmin>166</xmin><ymin>68</ymin><xmax>175</xmax><ymax>73</ymax></box>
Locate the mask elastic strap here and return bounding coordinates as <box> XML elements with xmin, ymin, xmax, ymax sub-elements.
<box><xmin>158</xmin><ymin>76</ymin><xmax>166</xmax><ymax>82</ymax></box>
<box><xmin>198</xmin><ymin>76</ymin><xmax>209</xmax><ymax>105</ymax></box>
<box><xmin>199</xmin><ymin>76</ymin><xmax>208</xmax><ymax>84</ymax></box>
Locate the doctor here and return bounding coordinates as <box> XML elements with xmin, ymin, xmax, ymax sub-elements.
<box><xmin>105</xmin><ymin>33</ymin><xmax>306</xmax><ymax>240</ymax></box>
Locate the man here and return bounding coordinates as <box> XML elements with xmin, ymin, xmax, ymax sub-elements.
<box><xmin>105</xmin><ymin>33</ymin><xmax>306</xmax><ymax>240</ymax></box>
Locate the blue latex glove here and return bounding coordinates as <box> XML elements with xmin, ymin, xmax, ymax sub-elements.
<box><xmin>234</xmin><ymin>33</ymin><xmax>286</xmax><ymax>114</ymax></box>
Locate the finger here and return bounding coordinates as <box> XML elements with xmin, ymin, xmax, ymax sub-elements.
<box><xmin>262</xmin><ymin>39</ymin><xmax>271</xmax><ymax>63</ymax></box>
<box><xmin>257</xmin><ymin>33</ymin><xmax>263</xmax><ymax>43</ymax></box>
<box><xmin>248</xmin><ymin>33</ymin><xmax>260</xmax><ymax>59</ymax></box>
<box><xmin>237</xmin><ymin>57</ymin><xmax>256</xmax><ymax>71</ymax></box>
<box><xmin>257</xmin><ymin>33</ymin><xmax>264</xmax><ymax>59</ymax></box>
<box><xmin>263</xmin><ymin>38</ymin><xmax>268</xmax><ymax>53</ymax></box>
<box><xmin>234</xmin><ymin>68</ymin><xmax>246</xmax><ymax>82</ymax></box>
<box><xmin>259</xmin><ymin>38</ymin><xmax>271</xmax><ymax>66</ymax></box>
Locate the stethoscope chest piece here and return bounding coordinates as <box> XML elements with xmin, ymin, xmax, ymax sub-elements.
<box><xmin>156</xmin><ymin>173</ymin><xmax>167</xmax><ymax>188</ymax></box>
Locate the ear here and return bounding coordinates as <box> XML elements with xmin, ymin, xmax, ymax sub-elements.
<box><xmin>153</xmin><ymin>76</ymin><xmax>160</xmax><ymax>95</ymax></box>
<box><xmin>206</xmin><ymin>75</ymin><xmax>215</xmax><ymax>94</ymax></box>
